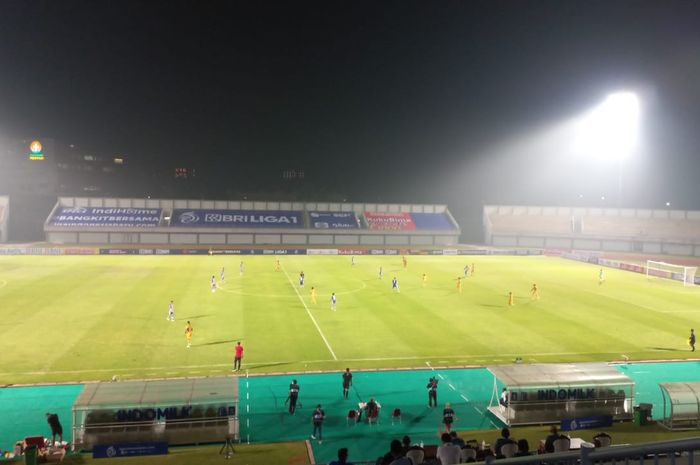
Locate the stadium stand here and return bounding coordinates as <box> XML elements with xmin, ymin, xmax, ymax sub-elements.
<box><xmin>0</xmin><ymin>196</ymin><xmax>8</xmax><ymax>242</ymax></box>
<box><xmin>485</xmin><ymin>205</ymin><xmax>700</xmax><ymax>257</ymax></box>
<box><xmin>486</xmin><ymin>212</ymin><xmax>572</xmax><ymax>235</ymax></box>
<box><xmin>44</xmin><ymin>197</ymin><xmax>461</xmax><ymax>246</ymax></box>
<box><xmin>582</xmin><ymin>216</ymin><xmax>700</xmax><ymax>243</ymax></box>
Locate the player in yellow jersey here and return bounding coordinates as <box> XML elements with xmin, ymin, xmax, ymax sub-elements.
<box><xmin>530</xmin><ymin>283</ymin><xmax>540</xmax><ymax>299</ymax></box>
<box><xmin>185</xmin><ymin>321</ymin><xmax>193</xmax><ymax>348</ymax></box>
<box><xmin>422</xmin><ymin>273</ymin><xmax>428</xmax><ymax>287</ymax></box>
<box><xmin>310</xmin><ymin>286</ymin><xmax>317</xmax><ymax>304</ymax></box>
<box><xmin>402</xmin><ymin>255</ymin><xmax>408</xmax><ymax>269</ymax></box>
<box><xmin>508</xmin><ymin>291</ymin><xmax>514</xmax><ymax>306</ymax></box>
<box><xmin>456</xmin><ymin>277</ymin><xmax>463</xmax><ymax>293</ymax></box>
<box><xmin>275</xmin><ymin>258</ymin><xmax>281</xmax><ymax>271</ymax></box>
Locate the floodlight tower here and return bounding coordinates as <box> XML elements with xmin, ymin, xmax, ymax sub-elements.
<box><xmin>576</xmin><ymin>91</ymin><xmax>640</xmax><ymax>206</ymax></box>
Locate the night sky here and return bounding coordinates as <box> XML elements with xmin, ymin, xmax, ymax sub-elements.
<box><xmin>2</xmin><ymin>0</ymin><xmax>700</xmax><ymax>223</ymax></box>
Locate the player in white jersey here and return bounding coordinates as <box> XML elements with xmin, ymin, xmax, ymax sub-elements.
<box><xmin>220</xmin><ymin>267</ymin><xmax>225</xmax><ymax>282</ymax></box>
<box><xmin>167</xmin><ymin>300</ymin><xmax>175</xmax><ymax>321</ymax></box>
<box><xmin>599</xmin><ymin>268</ymin><xmax>605</xmax><ymax>285</ymax></box>
<box><xmin>464</xmin><ymin>264</ymin><xmax>469</xmax><ymax>277</ymax></box>
<box><xmin>211</xmin><ymin>275</ymin><xmax>217</xmax><ymax>292</ymax></box>
<box><xmin>378</xmin><ymin>266</ymin><xmax>383</xmax><ymax>279</ymax></box>
<box><xmin>299</xmin><ymin>271</ymin><xmax>305</xmax><ymax>288</ymax></box>
<box><xmin>331</xmin><ymin>292</ymin><xmax>337</xmax><ymax>311</ymax></box>
<box><xmin>239</xmin><ymin>261</ymin><xmax>244</xmax><ymax>275</ymax></box>
<box><xmin>351</xmin><ymin>255</ymin><xmax>355</xmax><ymax>267</ymax></box>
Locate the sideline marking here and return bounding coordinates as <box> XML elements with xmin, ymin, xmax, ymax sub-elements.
<box><xmin>282</xmin><ymin>266</ymin><xmax>338</xmax><ymax>361</ymax></box>
<box><xmin>3</xmin><ymin>349</ymin><xmax>661</xmax><ymax>377</ymax></box>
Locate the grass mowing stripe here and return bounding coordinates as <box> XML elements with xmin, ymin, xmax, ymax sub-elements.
<box><xmin>281</xmin><ymin>265</ymin><xmax>338</xmax><ymax>361</ymax></box>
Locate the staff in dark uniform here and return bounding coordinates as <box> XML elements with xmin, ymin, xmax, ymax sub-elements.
<box><xmin>46</xmin><ymin>413</ymin><xmax>63</xmax><ymax>445</ymax></box>
<box><xmin>286</xmin><ymin>379</ymin><xmax>300</xmax><ymax>414</ymax></box>
<box><xmin>690</xmin><ymin>329</ymin><xmax>696</xmax><ymax>352</ymax></box>
<box><xmin>427</xmin><ymin>377</ymin><xmax>439</xmax><ymax>407</ymax></box>
<box><xmin>342</xmin><ymin>368</ymin><xmax>353</xmax><ymax>399</ymax></box>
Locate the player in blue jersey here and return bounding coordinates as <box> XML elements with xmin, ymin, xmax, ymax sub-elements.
<box><xmin>464</xmin><ymin>264</ymin><xmax>469</xmax><ymax>277</ymax></box>
<box><xmin>211</xmin><ymin>275</ymin><xmax>217</xmax><ymax>293</ymax></box>
<box><xmin>331</xmin><ymin>292</ymin><xmax>337</xmax><ymax>311</ymax></box>
<box><xmin>378</xmin><ymin>266</ymin><xmax>383</xmax><ymax>279</ymax></box>
<box><xmin>392</xmin><ymin>277</ymin><xmax>400</xmax><ymax>293</ymax></box>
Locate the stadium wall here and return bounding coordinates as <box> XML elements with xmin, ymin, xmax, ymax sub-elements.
<box><xmin>44</xmin><ymin>197</ymin><xmax>461</xmax><ymax>247</ymax></box>
<box><xmin>485</xmin><ymin>205</ymin><xmax>700</xmax><ymax>258</ymax></box>
<box><xmin>0</xmin><ymin>196</ymin><xmax>8</xmax><ymax>243</ymax></box>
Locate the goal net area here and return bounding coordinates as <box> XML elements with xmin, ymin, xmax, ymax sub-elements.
<box><xmin>646</xmin><ymin>260</ymin><xmax>698</xmax><ymax>286</ymax></box>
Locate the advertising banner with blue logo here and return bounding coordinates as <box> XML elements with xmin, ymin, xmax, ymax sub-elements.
<box><xmin>172</xmin><ymin>209</ymin><xmax>304</xmax><ymax>228</ymax></box>
<box><xmin>560</xmin><ymin>415</ymin><xmax>613</xmax><ymax>432</ymax></box>
<box><xmin>93</xmin><ymin>442</ymin><xmax>168</xmax><ymax>459</ymax></box>
<box><xmin>308</xmin><ymin>212</ymin><xmax>359</xmax><ymax>229</ymax></box>
<box><xmin>50</xmin><ymin>207</ymin><xmax>161</xmax><ymax>227</ymax></box>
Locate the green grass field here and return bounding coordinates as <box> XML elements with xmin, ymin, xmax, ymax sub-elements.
<box><xmin>1</xmin><ymin>254</ymin><xmax>699</xmax><ymax>385</ymax></box>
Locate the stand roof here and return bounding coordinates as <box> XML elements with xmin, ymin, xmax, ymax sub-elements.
<box><xmin>489</xmin><ymin>362</ymin><xmax>632</xmax><ymax>389</ymax></box>
<box><xmin>73</xmin><ymin>377</ymin><xmax>239</xmax><ymax>411</ymax></box>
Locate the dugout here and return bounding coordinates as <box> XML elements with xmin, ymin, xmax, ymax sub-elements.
<box><xmin>71</xmin><ymin>377</ymin><xmax>239</xmax><ymax>450</ymax></box>
<box><xmin>659</xmin><ymin>382</ymin><xmax>700</xmax><ymax>430</ymax></box>
<box><xmin>488</xmin><ymin>363</ymin><xmax>634</xmax><ymax>426</ymax></box>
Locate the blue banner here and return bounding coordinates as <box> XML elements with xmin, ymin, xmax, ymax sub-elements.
<box><xmin>172</xmin><ymin>209</ymin><xmax>304</xmax><ymax>228</ymax></box>
<box><xmin>410</xmin><ymin>212</ymin><xmax>457</xmax><ymax>230</ymax></box>
<box><xmin>50</xmin><ymin>207</ymin><xmax>161</xmax><ymax>227</ymax></box>
<box><xmin>560</xmin><ymin>415</ymin><xmax>613</xmax><ymax>431</ymax></box>
<box><xmin>308</xmin><ymin>212</ymin><xmax>359</xmax><ymax>229</ymax></box>
<box><xmin>93</xmin><ymin>442</ymin><xmax>168</xmax><ymax>459</ymax></box>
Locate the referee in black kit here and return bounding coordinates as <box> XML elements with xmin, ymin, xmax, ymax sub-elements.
<box><xmin>287</xmin><ymin>379</ymin><xmax>300</xmax><ymax>414</ymax></box>
<box><xmin>427</xmin><ymin>376</ymin><xmax>439</xmax><ymax>407</ymax></box>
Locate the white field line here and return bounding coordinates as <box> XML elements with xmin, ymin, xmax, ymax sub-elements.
<box><xmin>281</xmin><ymin>266</ymin><xmax>338</xmax><ymax>361</ymax></box>
<box><xmin>1</xmin><ymin>350</ymin><xmax>658</xmax><ymax>376</ymax></box>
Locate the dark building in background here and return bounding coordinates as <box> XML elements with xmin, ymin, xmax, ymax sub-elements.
<box><xmin>0</xmin><ymin>137</ymin><xmax>135</xmax><ymax>241</ymax></box>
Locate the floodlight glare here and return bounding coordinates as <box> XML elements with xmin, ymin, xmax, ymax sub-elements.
<box><xmin>575</xmin><ymin>91</ymin><xmax>640</xmax><ymax>160</ymax></box>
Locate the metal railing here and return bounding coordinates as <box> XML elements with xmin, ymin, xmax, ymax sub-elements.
<box><xmin>482</xmin><ymin>438</ymin><xmax>700</xmax><ymax>465</ymax></box>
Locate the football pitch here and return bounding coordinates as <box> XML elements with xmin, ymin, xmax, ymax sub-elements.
<box><xmin>1</xmin><ymin>254</ymin><xmax>699</xmax><ymax>385</ymax></box>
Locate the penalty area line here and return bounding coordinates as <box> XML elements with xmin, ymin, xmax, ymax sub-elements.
<box><xmin>281</xmin><ymin>267</ymin><xmax>338</xmax><ymax>361</ymax></box>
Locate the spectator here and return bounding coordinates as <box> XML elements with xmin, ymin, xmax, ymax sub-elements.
<box><xmin>436</xmin><ymin>432</ymin><xmax>461</xmax><ymax>465</ymax></box>
<box><xmin>401</xmin><ymin>436</ymin><xmax>412</xmax><ymax>453</ymax></box>
<box><xmin>514</xmin><ymin>439</ymin><xmax>531</xmax><ymax>457</ymax></box>
<box><xmin>450</xmin><ymin>431</ymin><xmax>465</xmax><ymax>447</ymax></box>
<box><xmin>493</xmin><ymin>427</ymin><xmax>516</xmax><ymax>457</ymax></box>
<box><xmin>379</xmin><ymin>439</ymin><xmax>411</xmax><ymax>465</ymax></box>
<box><xmin>543</xmin><ymin>425</ymin><xmax>560</xmax><ymax>453</ymax></box>
<box><xmin>45</xmin><ymin>413</ymin><xmax>63</xmax><ymax>445</ymax></box>
<box><xmin>593</xmin><ymin>432</ymin><xmax>612</xmax><ymax>447</ymax></box>
<box><xmin>330</xmin><ymin>447</ymin><xmax>354</xmax><ymax>465</ymax></box>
